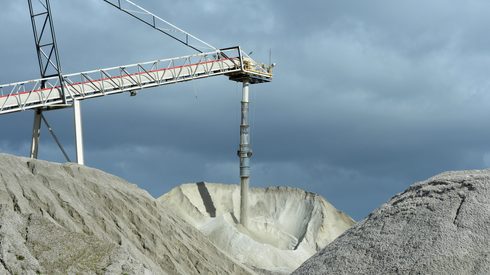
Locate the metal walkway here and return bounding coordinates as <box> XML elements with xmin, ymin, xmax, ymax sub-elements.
<box><xmin>0</xmin><ymin>47</ymin><xmax>271</xmax><ymax>115</ymax></box>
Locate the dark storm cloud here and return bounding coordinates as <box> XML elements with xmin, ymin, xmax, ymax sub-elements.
<box><xmin>2</xmin><ymin>0</ymin><xmax>490</xmax><ymax>220</ymax></box>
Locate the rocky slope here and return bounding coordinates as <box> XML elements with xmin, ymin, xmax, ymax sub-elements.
<box><xmin>294</xmin><ymin>169</ymin><xmax>490</xmax><ymax>274</ymax></box>
<box><xmin>0</xmin><ymin>154</ymin><xmax>251</xmax><ymax>274</ymax></box>
<box><xmin>159</xmin><ymin>183</ymin><xmax>355</xmax><ymax>274</ymax></box>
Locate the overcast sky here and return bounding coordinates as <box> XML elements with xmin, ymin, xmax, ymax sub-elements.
<box><xmin>2</xmin><ymin>0</ymin><xmax>490</xmax><ymax>220</ymax></box>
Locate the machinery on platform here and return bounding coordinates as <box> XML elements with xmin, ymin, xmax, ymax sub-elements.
<box><xmin>0</xmin><ymin>0</ymin><xmax>273</xmax><ymax>228</ymax></box>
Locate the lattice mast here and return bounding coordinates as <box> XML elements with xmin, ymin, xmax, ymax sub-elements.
<box><xmin>27</xmin><ymin>0</ymin><xmax>85</xmax><ymax>164</ymax></box>
<box><xmin>28</xmin><ymin>0</ymin><xmax>63</xmax><ymax>160</ymax></box>
<box><xmin>28</xmin><ymin>0</ymin><xmax>65</xmax><ymax>90</ymax></box>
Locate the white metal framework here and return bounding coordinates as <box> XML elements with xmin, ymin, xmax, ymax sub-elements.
<box><xmin>0</xmin><ymin>47</ymin><xmax>271</xmax><ymax>115</ymax></box>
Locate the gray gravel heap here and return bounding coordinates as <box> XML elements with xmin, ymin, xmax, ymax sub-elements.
<box><xmin>0</xmin><ymin>154</ymin><xmax>251</xmax><ymax>275</ymax></box>
<box><xmin>294</xmin><ymin>169</ymin><xmax>490</xmax><ymax>275</ymax></box>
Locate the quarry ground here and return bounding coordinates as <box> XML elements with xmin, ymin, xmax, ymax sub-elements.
<box><xmin>4</xmin><ymin>152</ymin><xmax>485</xmax><ymax>275</ymax></box>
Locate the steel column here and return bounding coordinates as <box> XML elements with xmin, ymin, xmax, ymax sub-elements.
<box><xmin>239</xmin><ymin>81</ymin><xmax>251</xmax><ymax>228</ymax></box>
<box><xmin>73</xmin><ymin>100</ymin><xmax>84</xmax><ymax>165</ymax></box>
<box><xmin>30</xmin><ymin>109</ymin><xmax>42</xmax><ymax>159</ymax></box>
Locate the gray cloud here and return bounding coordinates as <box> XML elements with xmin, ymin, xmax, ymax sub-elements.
<box><xmin>2</xmin><ymin>0</ymin><xmax>490</xmax><ymax>220</ymax></box>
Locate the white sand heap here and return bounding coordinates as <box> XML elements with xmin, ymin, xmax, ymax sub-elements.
<box><xmin>159</xmin><ymin>183</ymin><xmax>355</xmax><ymax>274</ymax></box>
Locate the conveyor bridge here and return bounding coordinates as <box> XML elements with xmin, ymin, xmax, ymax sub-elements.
<box><xmin>0</xmin><ymin>47</ymin><xmax>271</xmax><ymax>115</ymax></box>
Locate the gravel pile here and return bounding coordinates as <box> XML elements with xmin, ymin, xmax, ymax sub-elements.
<box><xmin>294</xmin><ymin>169</ymin><xmax>490</xmax><ymax>274</ymax></box>
<box><xmin>0</xmin><ymin>154</ymin><xmax>251</xmax><ymax>274</ymax></box>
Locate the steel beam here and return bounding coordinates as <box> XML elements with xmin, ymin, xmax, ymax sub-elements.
<box><xmin>30</xmin><ymin>109</ymin><xmax>42</xmax><ymax>159</ymax></box>
<box><xmin>102</xmin><ymin>0</ymin><xmax>216</xmax><ymax>53</ymax></box>
<box><xmin>41</xmin><ymin>113</ymin><xmax>71</xmax><ymax>162</ymax></box>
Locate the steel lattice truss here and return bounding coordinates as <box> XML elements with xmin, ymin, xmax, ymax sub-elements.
<box><xmin>28</xmin><ymin>0</ymin><xmax>64</xmax><ymax>79</ymax></box>
<box><xmin>102</xmin><ymin>0</ymin><xmax>216</xmax><ymax>52</ymax></box>
<box><xmin>0</xmin><ymin>47</ymin><xmax>271</xmax><ymax>115</ymax></box>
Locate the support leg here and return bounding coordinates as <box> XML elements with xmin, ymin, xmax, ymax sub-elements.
<box><xmin>239</xmin><ymin>81</ymin><xmax>251</xmax><ymax>228</ymax></box>
<box><xmin>73</xmin><ymin>100</ymin><xmax>84</xmax><ymax>165</ymax></box>
<box><xmin>30</xmin><ymin>109</ymin><xmax>42</xmax><ymax>159</ymax></box>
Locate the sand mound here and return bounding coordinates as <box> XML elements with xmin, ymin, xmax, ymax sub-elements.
<box><xmin>159</xmin><ymin>182</ymin><xmax>354</xmax><ymax>274</ymax></box>
<box><xmin>294</xmin><ymin>169</ymin><xmax>490</xmax><ymax>274</ymax></box>
<box><xmin>0</xmin><ymin>154</ymin><xmax>251</xmax><ymax>274</ymax></box>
